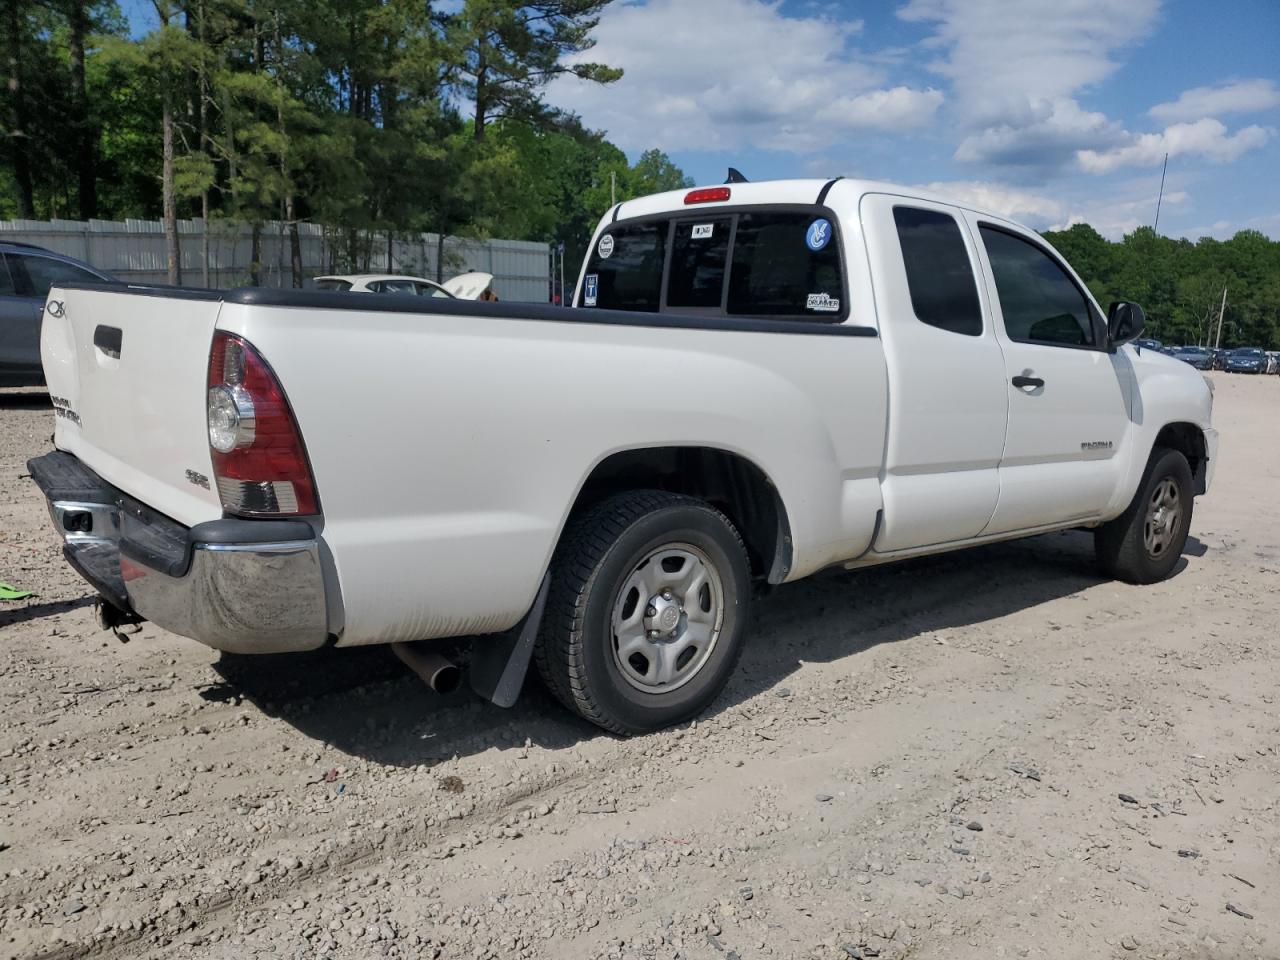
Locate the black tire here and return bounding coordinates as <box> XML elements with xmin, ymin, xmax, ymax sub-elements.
<box><xmin>1095</xmin><ymin>446</ymin><xmax>1194</xmax><ymax>584</ymax></box>
<box><xmin>534</xmin><ymin>490</ymin><xmax>751</xmax><ymax>735</ymax></box>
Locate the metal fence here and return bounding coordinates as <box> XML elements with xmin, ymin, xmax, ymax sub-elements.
<box><xmin>0</xmin><ymin>217</ymin><xmax>552</xmax><ymax>303</ymax></box>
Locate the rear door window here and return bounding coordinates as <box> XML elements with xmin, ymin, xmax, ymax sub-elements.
<box><xmin>727</xmin><ymin>212</ymin><xmax>844</xmax><ymax>319</ymax></box>
<box><xmin>12</xmin><ymin>254</ymin><xmax>101</xmax><ymax>299</ymax></box>
<box><xmin>583</xmin><ymin>220</ymin><xmax>668</xmax><ymax>312</ymax></box>
<box><xmin>0</xmin><ymin>253</ymin><xmax>17</xmax><ymax>296</ymax></box>
<box><xmin>667</xmin><ymin>218</ymin><xmax>732</xmax><ymax>309</ymax></box>
<box><xmin>892</xmin><ymin>207</ymin><xmax>983</xmax><ymax>336</ymax></box>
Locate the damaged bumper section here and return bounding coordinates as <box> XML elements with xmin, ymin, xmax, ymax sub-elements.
<box><xmin>27</xmin><ymin>450</ymin><xmax>329</xmax><ymax>654</ymax></box>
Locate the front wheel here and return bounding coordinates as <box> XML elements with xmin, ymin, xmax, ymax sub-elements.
<box><xmin>1095</xmin><ymin>446</ymin><xmax>1194</xmax><ymax>584</ymax></box>
<box><xmin>534</xmin><ymin>491</ymin><xmax>752</xmax><ymax>735</ymax></box>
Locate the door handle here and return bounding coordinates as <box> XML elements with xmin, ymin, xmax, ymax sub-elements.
<box><xmin>1012</xmin><ymin>375</ymin><xmax>1044</xmax><ymax>389</ymax></box>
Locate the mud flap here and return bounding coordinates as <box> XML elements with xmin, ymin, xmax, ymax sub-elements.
<box><xmin>469</xmin><ymin>573</ymin><xmax>549</xmax><ymax>709</ymax></box>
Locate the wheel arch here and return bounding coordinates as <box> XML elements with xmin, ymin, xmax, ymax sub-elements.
<box><xmin>560</xmin><ymin>446</ymin><xmax>794</xmax><ymax>585</ymax></box>
<box><xmin>1154</xmin><ymin>421</ymin><xmax>1209</xmax><ymax>495</ymax></box>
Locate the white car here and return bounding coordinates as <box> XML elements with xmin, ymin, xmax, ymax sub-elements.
<box><xmin>31</xmin><ymin>177</ymin><xmax>1217</xmax><ymax>735</ymax></box>
<box><xmin>312</xmin><ymin>271</ymin><xmax>495</xmax><ymax>300</ymax></box>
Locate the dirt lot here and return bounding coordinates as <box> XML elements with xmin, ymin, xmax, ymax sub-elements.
<box><xmin>1</xmin><ymin>374</ymin><xmax>1277</xmax><ymax>960</ymax></box>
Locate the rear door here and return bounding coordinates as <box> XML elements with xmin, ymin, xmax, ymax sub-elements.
<box><xmin>860</xmin><ymin>194</ymin><xmax>1009</xmax><ymax>552</ymax></box>
<box><xmin>42</xmin><ymin>285</ymin><xmax>225</xmax><ymax>526</ymax></box>
<box><xmin>966</xmin><ymin>217</ymin><xmax>1132</xmax><ymax>534</ymax></box>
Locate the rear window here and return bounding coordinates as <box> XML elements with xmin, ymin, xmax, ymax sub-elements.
<box><xmin>583</xmin><ymin>220</ymin><xmax>668</xmax><ymax>312</ymax></box>
<box><xmin>727</xmin><ymin>212</ymin><xmax>844</xmax><ymax>318</ymax></box>
<box><xmin>581</xmin><ymin>207</ymin><xmax>846</xmax><ymax>321</ymax></box>
<box><xmin>668</xmin><ymin>218</ymin><xmax>731</xmax><ymax>309</ymax></box>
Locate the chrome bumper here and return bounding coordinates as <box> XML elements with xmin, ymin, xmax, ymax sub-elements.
<box><xmin>29</xmin><ymin>450</ymin><xmax>329</xmax><ymax>654</ymax></box>
<box><xmin>122</xmin><ymin>539</ymin><xmax>329</xmax><ymax>654</ymax></box>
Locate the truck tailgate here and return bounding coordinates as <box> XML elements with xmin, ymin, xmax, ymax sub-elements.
<box><xmin>41</xmin><ymin>286</ymin><xmax>225</xmax><ymax>526</ymax></box>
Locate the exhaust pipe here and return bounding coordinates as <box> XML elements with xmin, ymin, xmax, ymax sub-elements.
<box><xmin>391</xmin><ymin>642</ymin><xmax>461</xmax><ymax>695</ymax></box>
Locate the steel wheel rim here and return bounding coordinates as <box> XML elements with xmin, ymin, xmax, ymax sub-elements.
<box><xmin>610</xmin><ymin>542</ymin><xmax>724</xmax><ymax>694</ymax></box>
<box><xmin>1143</xmin><ymin>476</ymin><xmax>1182</xmax><ymax>560</ymax></box>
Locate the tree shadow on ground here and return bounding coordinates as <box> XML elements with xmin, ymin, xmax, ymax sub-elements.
<box><xmin>209</xmin><ymin>528</ymin><xmax>1207</xmax><ymax>768</ymax></box>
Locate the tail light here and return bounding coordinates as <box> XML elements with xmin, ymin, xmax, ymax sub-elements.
<box><xmin>206</xmin><ymin>331</ymin><xmax>319</xmax><ymax>516</ymax></box>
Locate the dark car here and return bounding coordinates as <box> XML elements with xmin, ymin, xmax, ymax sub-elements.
<box><xmin>1133</xmin><ymin>338</ymin><xmax>1164</xmax><ymax>353</ymax></box>
<box><xmin>1172</xmin><ymin>346</ymin><xmax>1213</xmax><ymax>370</ymax></box>
<box><xmin>0</xmin><ymin>242</ymin><xmax>117</xmax><ymax>387</ymax></box>
<box><xmin>1224</xmin><ymin>346</ymin><xmax>1267</xmax><ymax>374</ymax></box>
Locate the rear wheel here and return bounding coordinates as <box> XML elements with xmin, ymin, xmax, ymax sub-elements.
<box><xmin>535</xmin><ymin>491</ymin><xmax>751</xmax><ymax>735</ymax></box>
<box><xmin>1095</xmin><ymin>446</ymin><xmax>1193</xmax><ymax>584</ymax></box>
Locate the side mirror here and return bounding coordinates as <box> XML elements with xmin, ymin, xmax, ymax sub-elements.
<box><xmin>1108</xmin><ymin>301</ymin><xmax>1146</xmax><ymax>349</ymax></box>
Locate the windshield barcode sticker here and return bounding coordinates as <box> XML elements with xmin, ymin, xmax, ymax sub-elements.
<box><xmin>806</xmin><ymin>293</ymin><xmax>840</xmax><ymax>313</ymax></box>
<box><xmin>691</xmin><ymin>224</ymin><xmax>715</xmax><ymax>240</ymax></box>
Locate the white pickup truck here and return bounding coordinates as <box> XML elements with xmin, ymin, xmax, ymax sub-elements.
<box><xmin>29</xmin><ymin>177</ymin><xmax>1217</xmax><ymax>734</ymax></box>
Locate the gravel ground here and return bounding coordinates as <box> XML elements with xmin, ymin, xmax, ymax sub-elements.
<box><xmin>1</xmin><ymin>374</ymin><xmax>1277</xmax><ymax>960</ymax></box>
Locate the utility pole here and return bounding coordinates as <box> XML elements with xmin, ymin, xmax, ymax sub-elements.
<box><xmin>1153</xmin><ymin>152</ymin><xmax>1168</xmax><ymax>233</ymax></box>
<box><xmin>559</xmin><ymin>243</ymin><xmax>566</xmax><ymax>307</ymax></box>
<box><xmin>611</xmin><ymin>171</ymin><xmax>617</xmax><ymax>207</ymax></box>
<box><xmin>1213</xmin><ymin>285</ymin><xmax>1228</xmax><ymax>350</ymax></box>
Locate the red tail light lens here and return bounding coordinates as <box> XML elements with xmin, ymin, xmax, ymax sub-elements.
<box><xmin>684</xmin><ymin>187</ymin><xmax>731</xmax><ymax>205</ymax></box>
<box><xmin>207</xmin><ymin>331</ymin><xmax>318</xmax><ymax>516</ymax></box>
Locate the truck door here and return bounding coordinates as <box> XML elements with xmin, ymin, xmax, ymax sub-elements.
<box><xmin>964</xmin><ymin>216</ymin><xmax>1132</xmax><ymax>535</ymax></box>
<box><xmin>860</xmin><ymin>194</ymin><xmax>1008</xmax><ymax>552</ymax></box>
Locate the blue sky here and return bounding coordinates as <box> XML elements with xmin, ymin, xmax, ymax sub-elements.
<box><xmin>549</xmin><ymin>0</ymin><xmax>1280</xmax><ymax>239</ymax></box>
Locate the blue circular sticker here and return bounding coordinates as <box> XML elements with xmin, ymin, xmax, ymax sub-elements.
<box><xmin>806</xmin><ymin>218</ymin><xmax>832</xmax><ymax>252</ymax></box>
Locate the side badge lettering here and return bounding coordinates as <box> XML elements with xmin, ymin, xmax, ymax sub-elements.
<box><xmin>584</xmin><ymin>274</ymin><xmax>599</xmax><ymax>307</ymax></box>
<box><xmin>806</xmin><ymin>219</ymin><xmax>832</xmax><ymax>252</ymax></box>
<box><xmin>185</xmin><ymin>469</ymin><xmax>211</xmax><ymax>490</ymax></box>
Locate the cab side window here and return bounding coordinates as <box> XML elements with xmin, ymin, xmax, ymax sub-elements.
<box><xmin>892</xmin><ymin>207</ymin><xmax>983</xmax><ymax>336</ymax></box>
<box><xmin>979</xmin><ymin>226</ymin><xmax>1096</xmax><ymax>347</ymax></box>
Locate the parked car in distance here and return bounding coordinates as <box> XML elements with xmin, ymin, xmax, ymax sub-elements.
<box><xmin>30</xmin><ymin>177</ymin><xmax>1219</xmax><ymax>735</ymax></box>
<box><xmin>1134</xmin><ymin>338</ymin><xmax>1164</xmax><ymax>353</ymax></box>
<box><xmin>1172</xmin><ymin>346</ymin><xmax>1213</xmax><ymax>370</ymax></box>
<box><xmin>1224</xmin><ymin>347</ymin><xmax>1268</xmax><ymax>374</ymax></box>
<box><xmin>1</xmin><ymin>242</ymin><xmax>118</xmax><ymax>387</ymax></box>
<box><xmin>312</xmin><ymin>272</ymin><xmax>496</xmax><ymax>300</ymax></box>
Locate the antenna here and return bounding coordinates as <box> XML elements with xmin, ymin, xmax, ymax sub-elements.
<box><xmin>725</xmin><ymin>168</ymin><xmax>749</xmax><ymax>184</ymax></box>
<box><xmin>1153</xmin><ymin>152</ymin><xmax>1168</xmax><ymax>233</ymax></box>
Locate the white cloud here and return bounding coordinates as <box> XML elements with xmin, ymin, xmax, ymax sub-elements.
<box><xmin>898</xmin><ymin>0</ymin><xmax>1158</xmax><ymax>113</ymax></box>
<box><xmin>1149</xmin><ymin>79</ymin><xmax>1280</xmax><ymax>123</ymax></box>
<box><xmin>953</xmin><ymin>98</ymin><xmax>1123</xmax><ymax>168</ymax></box>
<box><xmin>548</xmin><ymin>0</ymin><xmax>943</xmax><ymax>153</ymax></box>
<box><xmin>914</xmin><ymin>180</ymin><xmax>1065</xmax><ymax>222</ymax></box>
<box><xmin>899</xmin><ymin>0</ymin><xmax>1160</xmax><ymax>173</ymax></box>
<box><xmin>1078</xmin><ymin>118</ymin><xmax>1272</xmax><ymax>173</ymax></box>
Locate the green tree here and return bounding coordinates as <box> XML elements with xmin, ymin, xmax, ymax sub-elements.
<box><xmin>444</xmin><ymin>0</ymin><xmax>622</xmax><ymax>141</ymax></box>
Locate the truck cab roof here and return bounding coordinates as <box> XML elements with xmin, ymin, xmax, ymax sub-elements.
<box><xmin>610</xmin><ymin>177</ymin><xmax>1019</xmax><ymax>227</ymax></box>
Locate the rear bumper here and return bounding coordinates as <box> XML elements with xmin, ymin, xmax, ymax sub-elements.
<box><xmin>27</xmin><ymin>450</ymin><xmax>329</xmax><ymax>654</ymax></box>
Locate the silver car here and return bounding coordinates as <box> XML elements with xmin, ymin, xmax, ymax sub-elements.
<box><xmin>1</xmin><ymin>242</ymin><xmax>117</xmax><ymax>387</ymax></box>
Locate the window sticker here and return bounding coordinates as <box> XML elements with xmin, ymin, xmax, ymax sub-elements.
<box><xmin>805</xmin><ymin>218</ymin><xmax>832</xmax><ymax>252</ymax></box>
<box><xmin>691</xmin><ymin>223</ymin><xmax>715</xmax><ymax>240</ymax></box>
<box><xmin>597</xmin><ymin>234</ymin><xmax>615</xmax><ymax>259</ymax></box>
<box><xmin>806</xmin><ymin>292</ymin><xmax>840</xmax><ymax>313</ymax></box>
<box><xmin>584</xmin><ymin>274</ymin><xmax>599</xmax><ymax>307</ymax></box>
